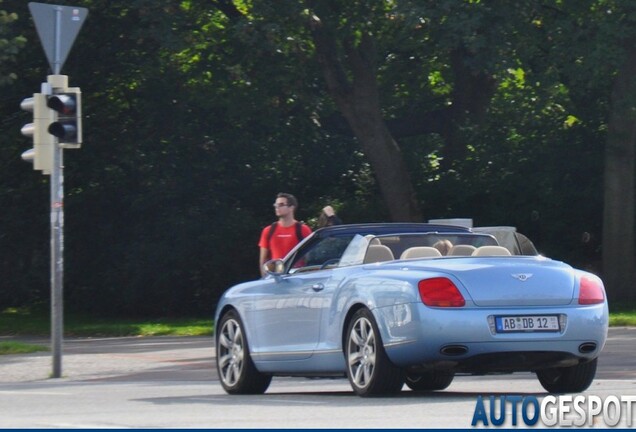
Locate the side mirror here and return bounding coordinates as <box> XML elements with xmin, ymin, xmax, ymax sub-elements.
<box><xmin>263</xmin><ymin>259</ymin><xmax>285</xmax><ymax>276</ymax></box>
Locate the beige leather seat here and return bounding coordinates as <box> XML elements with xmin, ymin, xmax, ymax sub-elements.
<box><xmin>471</xmin><ymin>245</ymin><xmax>512</xmax><ymax>256</ymax></box>
<box><xmin>448</xmin><ymin>244</ymin><xmax>477</xmax><ymax>256</ymax></box>
<box><xmin>365</xmin><ymin>235</ymin><xmax>381</xmax><ymax>245</ymax></box>
<box><xmin>363</xmin><ymin>245</ymin><xmax>395</xmax><ymax>263</ymax></box>
<box><xmin>400</xmin><ymin>246</ymin><xmax>442</xmax><ymax>260</ymax></box>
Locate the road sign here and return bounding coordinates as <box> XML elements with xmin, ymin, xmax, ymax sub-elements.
<box><xmin>28</xmin><ymin>2</ymin><xmax>88</xmax><ymax>74</ymax></box>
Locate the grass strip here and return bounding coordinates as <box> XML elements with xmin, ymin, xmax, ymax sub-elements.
<box><xmin>0</xmin><ymin>341</ymin><xmax>48</xmax><ymax>355</ymax></box>
<box><xmin>1</xmin><ymin>307</ymin><xmax>634</xmax><ymax>339</ymax></box>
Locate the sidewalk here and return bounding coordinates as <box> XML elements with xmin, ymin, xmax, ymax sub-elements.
<box><xmin>0</xmin><ymin>335</ymin><xmax>215</xmax><ymax>383</ymax></box>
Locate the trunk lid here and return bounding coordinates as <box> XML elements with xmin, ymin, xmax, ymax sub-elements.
<box><xmin>402</xmin><ymin>257</ymin><xmax>576</xmax><ymax>306</ymax></box>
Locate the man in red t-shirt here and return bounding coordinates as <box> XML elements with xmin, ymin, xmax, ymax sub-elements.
<box><xmin>258</xmin><ymin>192</ymin><xmax>312</xmax><ymax>276</ymax></box>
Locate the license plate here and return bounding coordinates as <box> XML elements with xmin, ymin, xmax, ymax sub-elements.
<box><xmin>495</xmin><ymin>315</ymin><xmax>560</xmax><ymax>333</ymax></box>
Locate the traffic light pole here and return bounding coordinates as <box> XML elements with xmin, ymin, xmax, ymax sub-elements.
<box><xmin>51</xmin><ymin>5</ymin><xmax>63</xmax><ymax>377</ymax></box>
<box><xmin>48</xmin><ymin>74</ymin><xmax>66</xmax><ymax>379</ymax></box>
<box><xmin>51</xmin><ymin>7</ymin><xmax>64</xmax><ymax>378</ymax></box>
<box><xmin>51</xmin><ymin>124</ymin><xmax>64</xmax><ymax>379</ymax></box>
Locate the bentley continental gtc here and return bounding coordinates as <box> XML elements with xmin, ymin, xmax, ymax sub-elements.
<box><xmin>214</xmin><ymin>223</ymin><xmax>608</xmax><ymax>397</ymax></box>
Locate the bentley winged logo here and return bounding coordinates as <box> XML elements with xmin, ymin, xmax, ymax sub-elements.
<box><xmin>511</xmin><ymin>273</ymin><xmax>533</xmax><ymax>282</ymax></box>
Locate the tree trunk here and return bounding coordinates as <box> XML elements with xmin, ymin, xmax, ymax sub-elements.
<box><xmin>344</xmin><ymin>103</ymin><xmax>422</xmax><ymax>222</ymax></box>
<box><xmin>309</xmin><ymin>17</ymin><xmax>422</xmax><ymax>222</ymax></box>
<box><xmin>602</xmin><ymin>45</ymin><xmax>636</xmax><ymax>304</ymax></box>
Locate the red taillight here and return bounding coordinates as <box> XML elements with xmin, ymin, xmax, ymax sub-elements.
<box><xmin>418</xmin><ymin>277</ymin><xmax>465</xmax><ymax>307</ymax></box>
<box><xmin>578</xmin><ymin>275</ymin><xmax>605</xmax><ymax>305</ymax></box>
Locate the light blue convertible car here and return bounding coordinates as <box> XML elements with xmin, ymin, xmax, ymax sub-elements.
<box><xmin>214</xmin><ymin>223</ymin><xmax>608</xmax><ymax>397</ymax></box>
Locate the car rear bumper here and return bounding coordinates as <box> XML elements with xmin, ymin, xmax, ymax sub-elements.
<box><xmin>375</xmin><ymin>302</ymin><xmax>608</xmax><ymax>372</ymax></box>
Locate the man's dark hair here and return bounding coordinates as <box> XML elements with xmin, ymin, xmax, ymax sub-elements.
<box><xmin>277</xmin><ymin>192</ymin><xmax>298</xmax><ymax>209</ymax></box>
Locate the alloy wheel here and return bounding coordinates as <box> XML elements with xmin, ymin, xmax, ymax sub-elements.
<box><xmin>217</xmin><ymin>318</ymin><xmax>244</xmax><ymax>386</ymax></box>
<box><xmin>347</xmin><ymin>316</ymin><xmax>376</xmax><ymax>389</ymax></box>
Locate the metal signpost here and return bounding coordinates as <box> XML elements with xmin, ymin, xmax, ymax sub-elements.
<box><xmin>21</xmin><ymin>2</ymin><xmax>88</xmax><ymax>378</ymax></box>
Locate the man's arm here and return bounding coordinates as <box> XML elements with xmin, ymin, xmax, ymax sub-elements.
<box><xmin>259</xmin><ymin>247</ymin><xmax>270</xmax><ymax>277</ymax></box>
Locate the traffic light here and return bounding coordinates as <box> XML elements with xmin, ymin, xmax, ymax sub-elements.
<box><xmin>47</xmin><ymin>87</ymin><xmax>82</xmax><ymax>148</ymax></box>
<box><xmin>20</xmin><ymin>75</ymin><xmax>83</xmax><ymax>175</ymax></box>
<box><xmin>20</xmin><ymin>93</ymin><xmax>54</xmax><ymax>174</ymax></box>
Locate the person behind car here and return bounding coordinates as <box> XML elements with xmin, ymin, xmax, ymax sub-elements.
<box><xmin>433</xmin><ymin>239</ymin><xmax>453</xmax><ymax>255</ymax></box>
<box><xmin>317</xmin><ymin>205</ymin><xmax>343</xmax><ymax>228</ymax></box>
<box><xmin>258</xmin><ymin>192</ymin><xmax>312</xmax><ymax>276</ymax></box>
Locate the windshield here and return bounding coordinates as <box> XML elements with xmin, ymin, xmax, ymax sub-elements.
<box><xmin>338</xmin><ymin>234</ymin><xmax>369</xmax><ymax>267</ymax></box>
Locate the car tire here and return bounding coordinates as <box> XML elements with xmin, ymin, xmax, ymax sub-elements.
<box><xmin>216</xmin><ymin>310</ymin><xmax>272</xmax><ymax>394</ymax></box>
<box><xmin>536</xmin><ymin>358</ymin><xmax>597</xmax><ymax>393</ymax></box>
<box><xmin>405</xmin><ymin>371</ymin><xmax>455</xmax><ymax>391</ymax></box>
<box><xmin>345</xmin><ymin>308</ymin><xmax>404</xmax><ymax>397</ymax></box>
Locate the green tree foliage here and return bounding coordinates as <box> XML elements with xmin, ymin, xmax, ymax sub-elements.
<box><xmin>0</xmin><ymin>1</ymin><xmax>26</xmax><ymax>85</ymax></box>
<box><xmin>0</xmin><ymin>0</ymin><xmax>633</xmax><ymax>316</ymax></box>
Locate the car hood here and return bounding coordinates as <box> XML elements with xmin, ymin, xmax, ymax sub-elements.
<box><xmin>394</xmin><ymin>256</ymin><xmax>576</xmax><ymax>306</ymax></box>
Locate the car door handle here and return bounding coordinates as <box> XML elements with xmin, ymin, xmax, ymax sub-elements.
<box><xmin>312</xmin><ymin>283</ymin><xmax>325</xmax><ymax>292</ymax></box>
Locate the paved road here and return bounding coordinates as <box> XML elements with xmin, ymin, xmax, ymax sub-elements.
<box><xmin>0</xmin><ymin>328</ymin><xmax>635</xmax><ymax>428</ymax></box>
